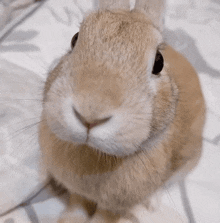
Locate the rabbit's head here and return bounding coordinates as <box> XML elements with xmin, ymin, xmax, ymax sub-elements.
<box><xmin>42</xmin><ymin>0</ymin><xmax>178</xmax><ymax>157</ymax></box>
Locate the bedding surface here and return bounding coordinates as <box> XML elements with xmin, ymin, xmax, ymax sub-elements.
<box><xmin>0</xmin><ymin>0</ymin><xmax>220</xmax><ymax>222</ymax></box>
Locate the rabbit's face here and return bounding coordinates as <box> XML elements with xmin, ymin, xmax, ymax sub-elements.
<box><xmin>43</xmin><ymin>10</ymin><xmax>178</xmax><ymax>157</ymax></box>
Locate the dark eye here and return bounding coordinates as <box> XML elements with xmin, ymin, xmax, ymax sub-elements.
<box><xmin>71</xmin><ymin>32</ymin><xmax>79</xmax><ymax>49</ymax></box>
<box><xmin>152</xmin><ymin>51</ymin><xmax>164</xmax><ymax>75</ymax></box>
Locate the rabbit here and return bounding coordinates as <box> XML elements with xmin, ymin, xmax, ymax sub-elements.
<box><xmin>38</xmin><ymin>0</ymin><xmax>206</xmax><ymax>222</ymax></box>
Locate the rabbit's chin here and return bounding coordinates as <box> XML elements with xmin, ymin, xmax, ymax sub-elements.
<box><xmin>86</xmin><ymin>137</ymin><xmax>140</xmax><ymax>157</ymax></box>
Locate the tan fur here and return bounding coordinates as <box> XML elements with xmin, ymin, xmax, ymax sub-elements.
<box><xmin>135</xmin><ymin>0</ymin><xmax>166</xmax><ymax>31</ymax></box>
<box><xmin>39</xmin><ymin>1</ymin><xmax>206</xmax><ymax>222</ymax></box>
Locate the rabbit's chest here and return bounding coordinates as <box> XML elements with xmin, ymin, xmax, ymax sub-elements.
<box><xmin>48</xmin><ymin>161</ymin><xmax>125</xmax><ymax>204</ymax></box>
<box><xmin>49</xmin><ymin>163</ymin><xmax>145</xmax><ymax>212</ymax></box>
<box><xmin>47</xmin><ymin>152</ymin><xmax>157</xmax><ymax>212</ymax></box>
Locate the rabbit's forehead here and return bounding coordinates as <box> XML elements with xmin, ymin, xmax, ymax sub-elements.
<box><xmin>78</xmin><ymin>10</ymin><xmax>163</xmax><ymax>60</ymax></box>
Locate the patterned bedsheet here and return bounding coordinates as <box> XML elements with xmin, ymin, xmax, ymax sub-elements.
<box><xmin>0</xmin><ymin>0</ymin><xmax>220</xmax><ymax>222</ymax></box>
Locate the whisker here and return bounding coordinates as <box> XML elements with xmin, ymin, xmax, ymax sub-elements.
<box><xmin>163</xmin><ymin>184</ymin><xmax>184</xmax><ymax>222</ymax></box>
<box><xmin>136</xmin><ymin>150</ymin><xmax>158</xmax><ymax>186</ymax></box>
<box><xmin>0</xmin><ymin>98</ymin><xmax>42</xmax><ymax>102</ymax></box>
<box><xmin>97</xmin><ymin>149</ymin><xmax>102</xmax><ymax>165</ymax></box>
<box><xmin>13</xmin><ymin>130</ymin><xmax>39</xmax><ymax>157</ymax></box>
<box><xmin>2</xmin><ymin>117</ymin><xmax>41</xmax><ymax>134</ymax></box>
<box><xmin>1</xmin><ymin>121</ymin><xmax>43</xmax><ymax>143</ymax></box>
<box><xmin>4</xmin><ymin>117</ymin><xmax>41</xmax><ymax>129</ymax></box>
<box><xmin>22</xmin><ymin>52</ymin><xmax>49</xmax><ymax>74</ymax></box>
<box><xmin>140</xmin><ymin>144</ymin><xmax>182</xmax><ymax>219</ymax></box>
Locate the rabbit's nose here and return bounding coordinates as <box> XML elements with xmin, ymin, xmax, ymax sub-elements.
<box><xmin>73</xmin><ymin>108</ymin><xmax>111</xmax><ymax>129</ymax></box>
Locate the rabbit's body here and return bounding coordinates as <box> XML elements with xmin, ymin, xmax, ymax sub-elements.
<box><xmin>39</xmin><ymin>42</ymin><xmax>205</xmax><ymax>212</ymax></box>
<box><xmin>39</xmin><ymin>1</ymin><xmax>206</xmax><ymax>222</ymax></box>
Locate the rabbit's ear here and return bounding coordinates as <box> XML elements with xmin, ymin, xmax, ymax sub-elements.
<box><xmin>99</xmin><ymin>0</ymin><xmax>130</xmax><ymax>10</ymax></box>
<box><xmin>134</xmin><ymin>0</ymin><xmax>166</xmax><ymax>31</ymax></box>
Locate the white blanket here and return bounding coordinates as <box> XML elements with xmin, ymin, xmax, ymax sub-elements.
<box><xmin>0</xmin><ymin>0</ymin><xmax>220</xmax><ymax>222</ymax></box>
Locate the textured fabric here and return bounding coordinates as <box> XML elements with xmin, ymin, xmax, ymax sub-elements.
<box><xmin>0</xmin><ymin>0</ymin><xmax>220</xmax><ymax>222</ymax></box>
<box><xmin>0</xmin><ymin>0</ymin><xmax>43</xmax><ymax>42</ymax></box>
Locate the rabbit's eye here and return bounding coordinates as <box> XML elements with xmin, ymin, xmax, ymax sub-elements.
<box><xmin>152</xmin><ymin>51</ymin><xmax>164</xmax><ymax>75</ymax></box>
<box><xmin>71</xmin><ymin>32</ymin><xmax>79</xmax><ymax>49</ymax></box>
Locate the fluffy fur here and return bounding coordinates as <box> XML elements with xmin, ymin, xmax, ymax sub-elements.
<box><xmin>39</xmin><ymin>0</ymin><xmax>206</xmax><ymax>222</ymax></box>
